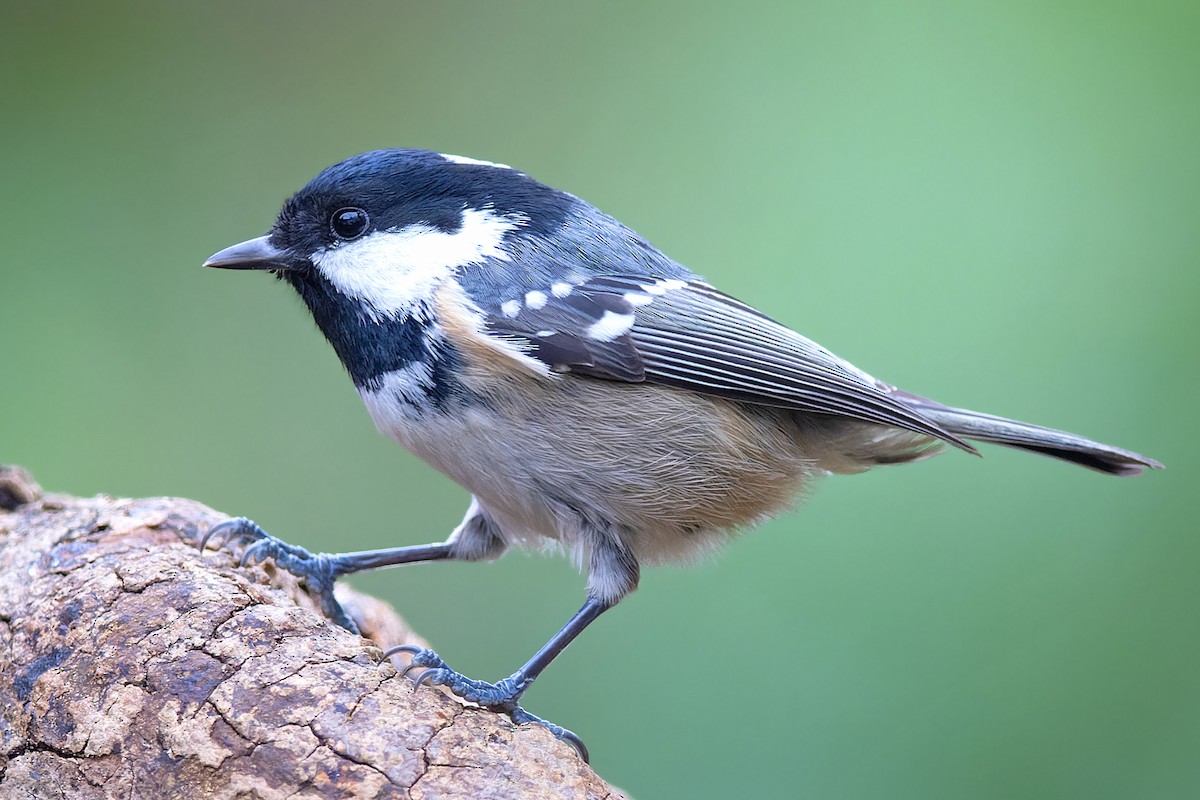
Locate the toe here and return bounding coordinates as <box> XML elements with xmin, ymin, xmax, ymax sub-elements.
<box><xmin>510</xmin><ymin>707</ymin><xmax>589</xmax><ymax>762</ymax></box>
<box><xmin>238</xmin><ymin>538</ymin><xmax>274</xmax><ymax>567</ymax></box>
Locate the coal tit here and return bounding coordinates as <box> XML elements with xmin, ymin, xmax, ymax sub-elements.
<box><xmin>202</xmin><ymin>148</ymin><xmax>1160</xmax><ymax>758</ymax></box>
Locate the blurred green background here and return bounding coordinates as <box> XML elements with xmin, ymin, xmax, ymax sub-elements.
<box><xmin>2</xmin><ymin>2</ymin><xmax>1195</xmax><ymax>797</ymax></box>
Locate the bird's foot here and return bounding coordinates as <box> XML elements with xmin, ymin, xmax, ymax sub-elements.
<box><xmin>199</xmin><ymin>517</ymin><xmax>359</xmax><ymax>633</ymax></box>
<box><xmin>386</xmin><ymin>644</ymin><xmax>589</xmax><ymax>762</ymax></box>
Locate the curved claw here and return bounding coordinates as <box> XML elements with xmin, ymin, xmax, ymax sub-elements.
<box><xmin>199</xmin><ymin>519</ymin><xmax>240</xmax><ymax>552</ymax></box>
<box><xmin>238</xmin><ymin>538</ymin><xmax>274</xmax><ymax>567</ymax></box>
<box><xmin>510</xmin><ymin>706</ymin><xmax>589</xmax><ymax>763</ymax></box>
<box><xmin>390</xmin><ymin>648</ymin><xmax>591</xmax><ymax>761</ymax></box>
<box><xmin>383</xmin><ymin>644</ymin><xmax>425</xmax><ymax>660</ymax></box>
<box><xmin>198</xmin><ymin>516</ymin><xmax>359</xmax><ymax>635</ymax></box>
<box><xmin>383</xmin><ymin>644</ymin><xmax>438</xmax><ymax>679</ymax></box>
<box><xmin>199</xmin><ymin>517</ymin><xmax>266</xmax><ymax>554</ymax></box>
<box><xmin>197</xmin><ymin>528</ymin><xmax>221</xmax><ymax>553</ymax></box>
<box><xmin>415</xmin><ymin>668</ymin><xmax>446</xmax><ymax>689</ymax></box>
<box><xmin>559</xmin><ymin>728</ymin><xmax>590</xmax><ymax>763</ymax></box>
<box><xmin>384</xmin><ymin>644</ymin><xmax>450</xmax><ymax>677</ymax></box>
<box><xmin>381</xmin><ymin>642</ymin><xmax>444</xmax><ymax>681</ymax></box>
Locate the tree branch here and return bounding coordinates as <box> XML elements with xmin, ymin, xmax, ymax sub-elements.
<box><xmin>0</xmin><ymin>466</ymin><xmax>625</xmax><ymax>799</ymax></box>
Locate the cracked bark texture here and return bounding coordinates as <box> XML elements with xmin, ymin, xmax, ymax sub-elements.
<box><xmin>0</xmin><ymin>467</ymin><xmax>625</xmax><ymax>800</ymax></box>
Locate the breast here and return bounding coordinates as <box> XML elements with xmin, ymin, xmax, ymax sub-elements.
<box><xmin>360</xmin><ymin>357</ymin><xmax>822</xmax><ymax>567</ymax></box>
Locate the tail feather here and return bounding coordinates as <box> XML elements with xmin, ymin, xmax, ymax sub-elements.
<box><xmin>892</xmin><ymin>390</ymin><xmax>1163</xmax><ymax>477</ymax></box>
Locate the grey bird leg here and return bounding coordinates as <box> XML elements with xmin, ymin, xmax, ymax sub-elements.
<box><xmin>388</xmin><ymin>518</ymin><xmax>637</xmax><ymax>761</ymax></box>
<box><xmin>389</xmin><ymin>596</ymin><xmax>610</xmax><ymax>761</ymax></box>
<box><xmin>199</xmin><ymin>517</ymin><xmax>458</xmax><ymax>632</ymax></box>
<box><xmin>199</xmin><ymin>501</ymin><xmax>504</xmax><ymax>634</ymax></box>
<box><xmin>201</xmin><ymin>503</ymin><xmax>627</xmax><ymax>760</ymax></box>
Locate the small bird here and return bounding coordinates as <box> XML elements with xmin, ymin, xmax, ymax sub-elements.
<box><xmin>202</xmin><ymin>148</ymin><xmax>1160</xmax><ymax>758</ymax></box>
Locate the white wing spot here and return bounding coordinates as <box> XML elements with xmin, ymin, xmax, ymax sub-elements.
<box><xmin>640</xmin><ymin>278</ymin><xmax>687</xmax><ymax>296</ymax></box>
<box><xmin>624</xmin><ymin>292</ymin><xmax>653</xmax><ymax>306</ymax></box>
<box><xmin>525</xmin><ymin>290</ymin><xmax>549</xmax><ymax>309</ymax></box>
<box><xmin>501</xmin><ymin>299</ymin><xmax>521</xmax><ymax>318</ymax></box>
<box><xmin>586</xmin><ymin>311</ymin><xmax>635</xmax><ymax>342</ymax></box>
<box><xmin>535</xmin><ymin>329</ymin><xmax>556</xmax><ymax>337</ymax></box>
<box><xmin>551</xmin><ymin>282</ymin><xmax>573</xmax><ymax>298</ymax></box>
<box><xmin>441</xmin><ymin>153</ymin><xmax>513</xmax><ymax>169</ymax></box>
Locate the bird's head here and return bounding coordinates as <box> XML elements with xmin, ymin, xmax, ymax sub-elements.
<box><xmin>204</xmin><ymin>149</ymin><xmax>572</xmax><ymax>321</ymax></box>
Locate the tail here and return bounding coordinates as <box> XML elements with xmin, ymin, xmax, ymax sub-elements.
<box><xmin>892</xmin><ymin>390</ymin><xmax>1163</xmax><ymax>477</ymax></box>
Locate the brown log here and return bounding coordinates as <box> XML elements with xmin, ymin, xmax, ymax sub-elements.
<box><xmin>0</xmin><ymin>466</ymin><xmax>626</xmax><ymax>799</ymax></box>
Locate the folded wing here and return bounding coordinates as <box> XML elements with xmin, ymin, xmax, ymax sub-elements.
<box><xmin>482</xmin><ymin>275</ymin><xmax>975</xmax><ymax>452</ymax></box>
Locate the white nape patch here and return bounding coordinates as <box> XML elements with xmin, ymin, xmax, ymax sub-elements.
<box><xmin>525</xmin><ymin>290</ymin><xmax>549</xmax><ymax>309</ymax></box>
<box><xmin>624</xmin><ymin>292</ymin><xmax>653</xmax><ymax>306</ymax></box>
<box><xmin>441</xmin><ymin>153</ymin><xmax>513</xmax><ymax>170</ymax></box>
<box><xmin>312</xmin><ymin>208</ymin><xmax>520</xmax><ymax>322</ymax></box>
<box><xmin>586</xmin><ymin>310</ymin><xmax>635</xmax><ymax>341</ymax></box>
<box><xmin>550</xmin><ymin>282</ymin><xmax>573</xmax><ymax>298</ymax></box>
<box><xmin>500</xmin><ymin>299</ymin><xmax>521</xmax><ymax>318</ymax></box>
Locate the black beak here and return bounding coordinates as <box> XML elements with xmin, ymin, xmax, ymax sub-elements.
<box><xmin>203</xmin><ymin>236</ymin><xmax>290</xmax><ymax>270</ymax></box>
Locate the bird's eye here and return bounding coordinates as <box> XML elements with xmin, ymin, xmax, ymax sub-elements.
<box><xmin>330</xmin><ymin>207</ymin><xmax>369</xmax><ymax>240</ymax></box>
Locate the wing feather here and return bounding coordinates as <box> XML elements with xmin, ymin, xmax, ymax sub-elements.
<box><xmin>482</xmin><ymin>276</ymin><xmax>974</xmax><ymax>451</ymax></box>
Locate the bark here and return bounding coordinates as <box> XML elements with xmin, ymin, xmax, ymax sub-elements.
<box><xmin>0</xmin><ymin>466</ymin><xmax>625</xmax><ymax>800</ymax></box>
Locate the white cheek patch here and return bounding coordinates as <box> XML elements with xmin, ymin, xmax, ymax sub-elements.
<box><xmin>312</xmin><ymin>208</ymin><xmax>521</xmax><ymax>321</ymax></box>
<box><xmin>440</xmin><ymin>153</ymin><xmax>513</xmax><ymax>170</ymax></box>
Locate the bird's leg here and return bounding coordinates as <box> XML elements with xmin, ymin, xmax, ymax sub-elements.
<box><xmin>198</xmin><ymin>500</ymin><xmax>504</xmax><ymax>634</ymax></box>
<box><xmin>391</xmin><ymin>522</ymin><xmax>637</xmax><ymax>761</ymax></box>
<box><xmin>389</xmin><ymin>596</ymin><xmax>611</xmax><ymax>761</ymax></box>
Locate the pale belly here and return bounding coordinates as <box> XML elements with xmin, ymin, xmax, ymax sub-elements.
<box><xmin>358</xmin><ymin>369</ymin><xmax>827</xmax><ymax>567</ymax></box>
